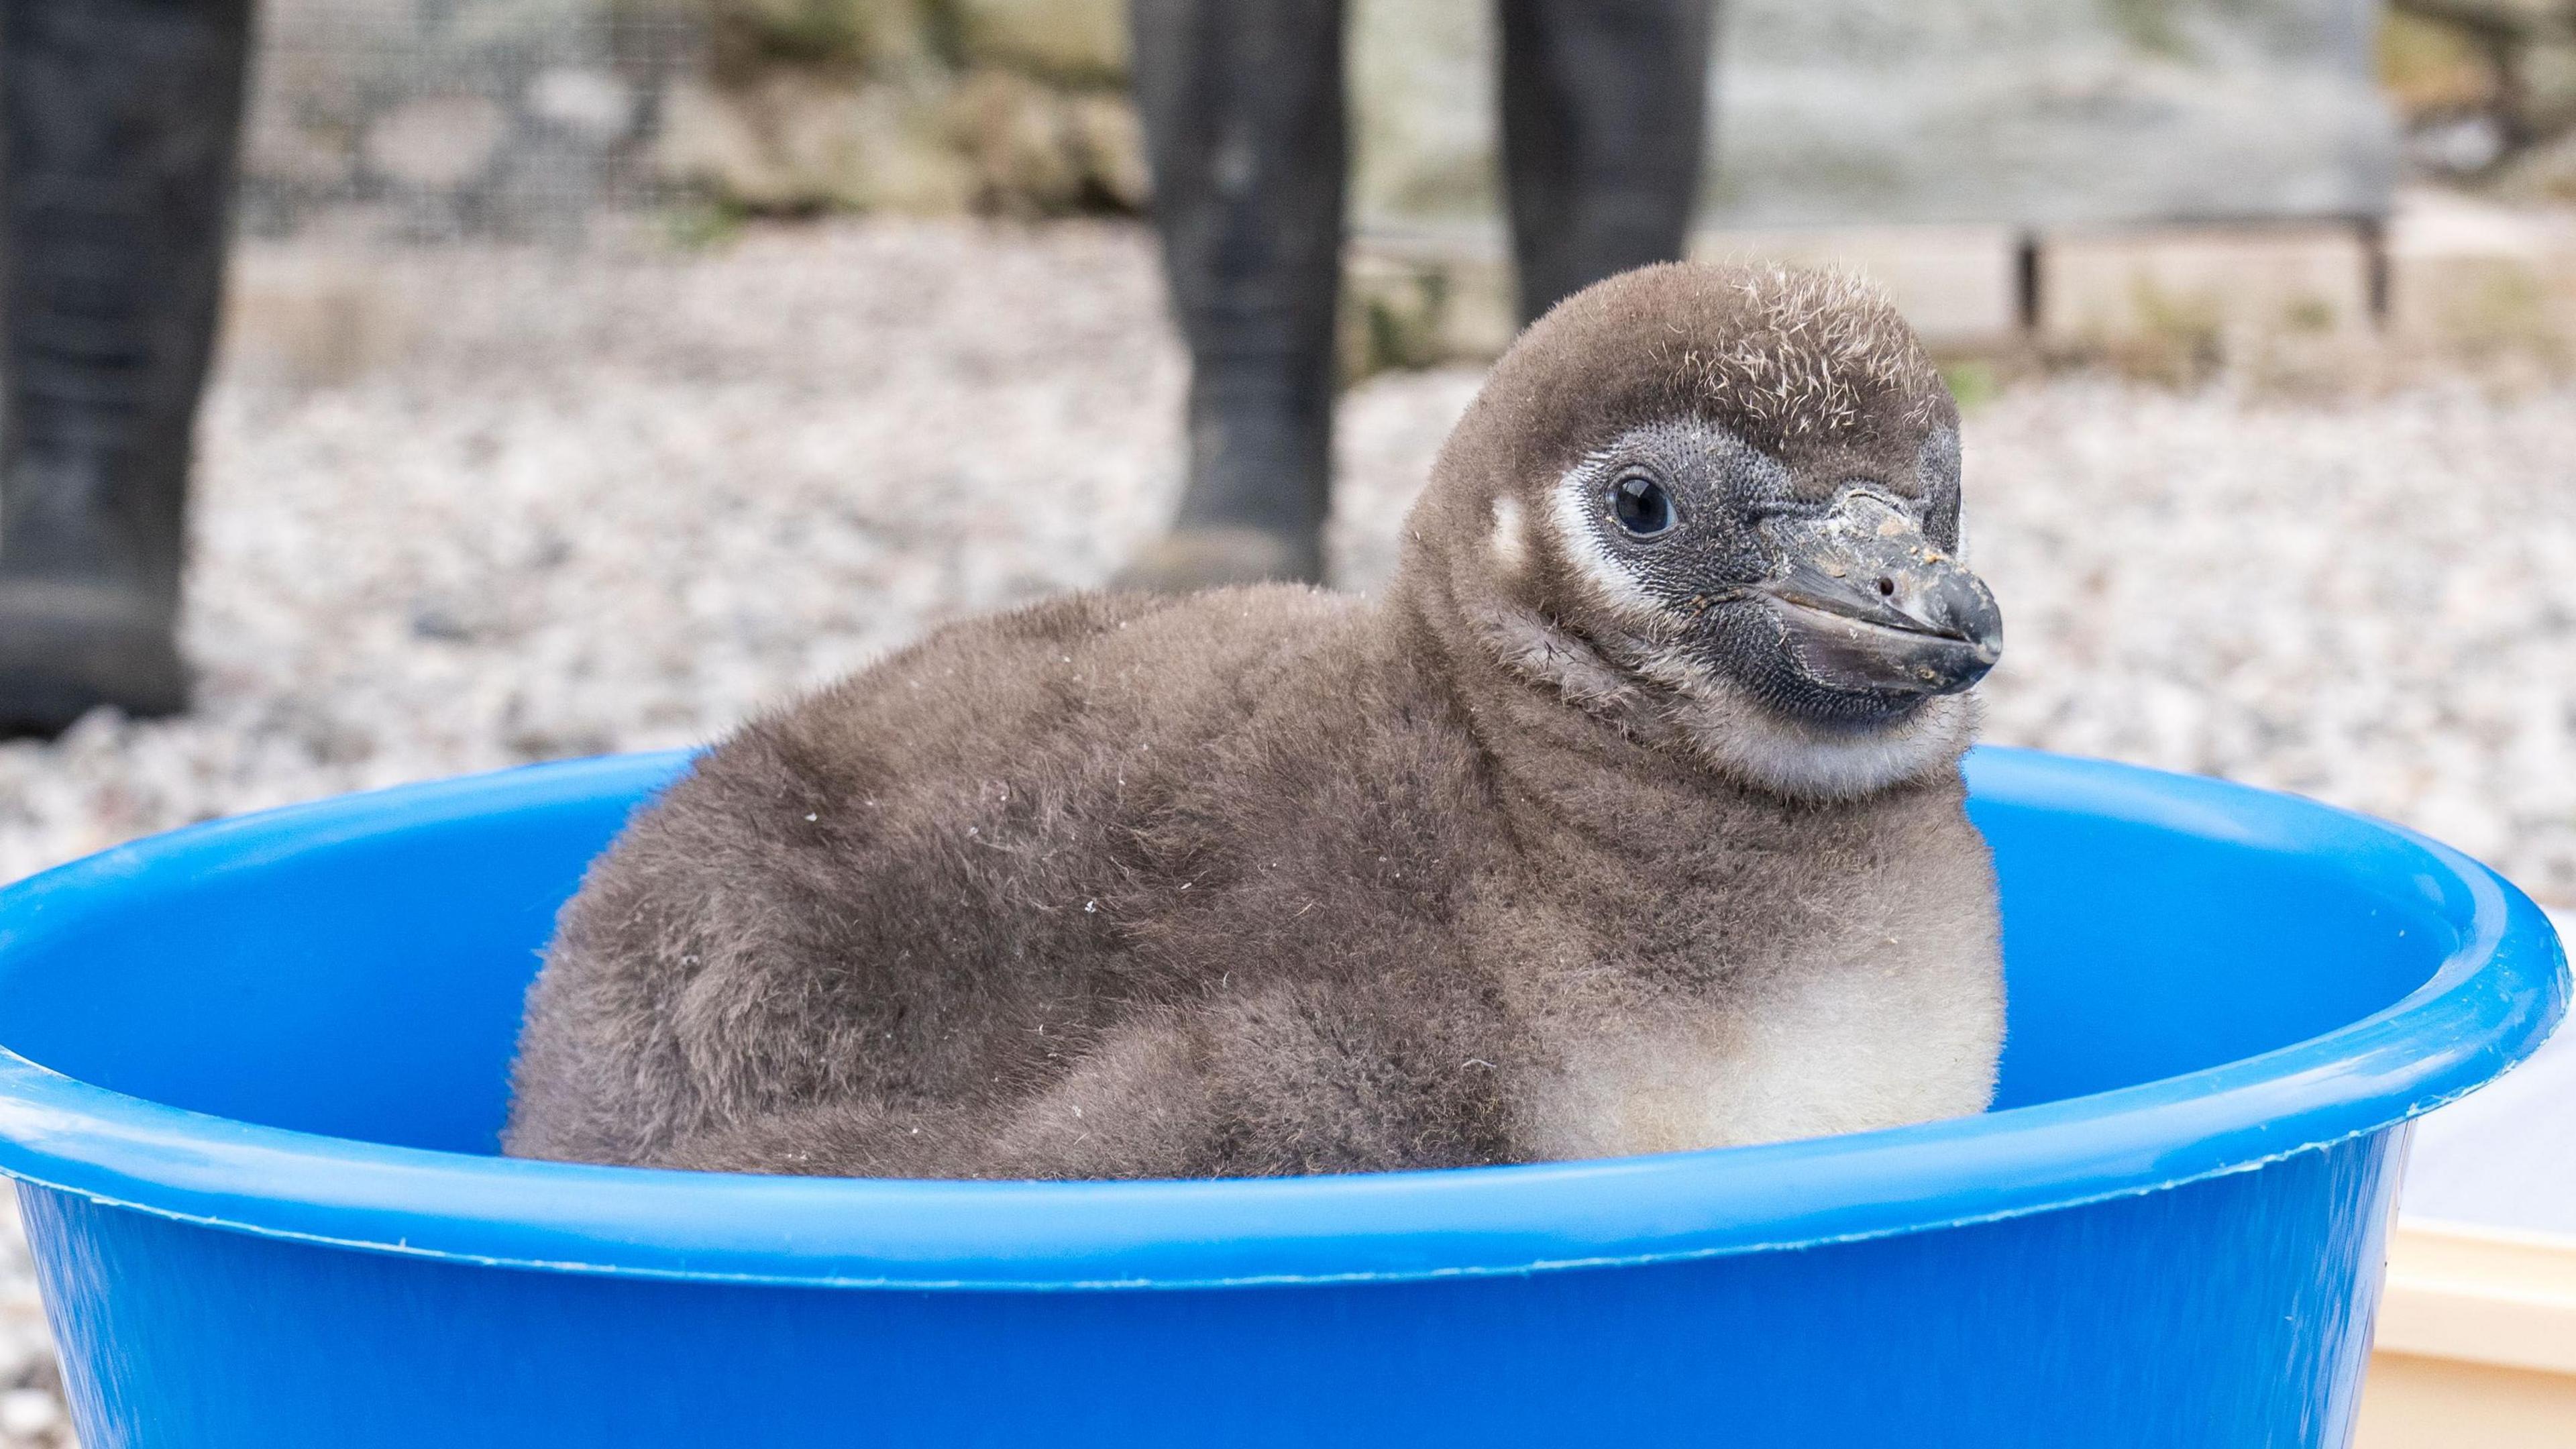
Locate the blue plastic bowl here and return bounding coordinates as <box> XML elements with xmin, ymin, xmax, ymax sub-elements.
<box><xmin>0</xmin><ymin>747</ymin><xmax>2560</xmax><ymax>1448</ymax></box>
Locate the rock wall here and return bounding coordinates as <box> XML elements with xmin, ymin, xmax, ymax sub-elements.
<box><xmin>239</xmin><ymin>0</ymin><xmax>1145</xmax><ymax>235</ymax></box>
<box><xmin>2385</xmin><ymin>0</ymin><xmax>2576</xmax><ymax>193</ymax></box>
<box><xmin>241</xmin><ymin>0</ymin><xmax>2407</xmax><ymax>238</ymax></box>
<box><xmin>654</xmin><ymin>0</ymin><xmax>1144</xmax><ymax>215</ymax></box>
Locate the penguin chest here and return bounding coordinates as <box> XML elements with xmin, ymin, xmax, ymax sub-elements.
<box><xmin>1524</xmin><ymin>932</ymin><xmax>2004</xmax><ymax>1159</ymax></box>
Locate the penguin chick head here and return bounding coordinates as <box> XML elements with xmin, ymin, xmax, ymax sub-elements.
<box><xmin>1402</xmin><ymin>261</ymin><xmax>2004</xmax><ymax>801</ymax></box>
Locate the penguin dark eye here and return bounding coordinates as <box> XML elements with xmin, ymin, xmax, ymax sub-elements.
<box><xmin>1609</xmin><ymin>474</ymin><xmax>1675</xmax><ymax>539</ymax></box>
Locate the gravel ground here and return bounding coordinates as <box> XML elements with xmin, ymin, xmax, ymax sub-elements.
<box><xmin>1</xmin><ymin>216</ymin><xmax>2572</xmax><ymax>1440</ymax></box>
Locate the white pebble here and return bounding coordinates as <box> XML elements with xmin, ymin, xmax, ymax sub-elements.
<box><xmin>0</xmin><ymin>1387</ymin><xmax>61</xmax><ymax>1437</ymax></box>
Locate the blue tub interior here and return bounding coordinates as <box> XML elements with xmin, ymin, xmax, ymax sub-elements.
<box><xmin>0</xmin><ymin>749</ymin><xmax>2469</xmax><ymax>1158</ymax></box>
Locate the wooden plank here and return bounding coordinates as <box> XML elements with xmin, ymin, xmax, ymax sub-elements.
<box><xmin>2357</xmin><ymin>1219</ymin><xmax>2576</xmax><ymax>1449</ymax></box>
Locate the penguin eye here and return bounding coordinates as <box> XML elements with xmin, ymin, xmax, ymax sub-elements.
<box><xmin>1609</xmin><ymin>474</ymin><xmax>1675</xmax><ymax>539</ymax></box>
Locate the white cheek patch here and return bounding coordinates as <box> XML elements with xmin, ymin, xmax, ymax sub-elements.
<box><xmin>1544</xmin><ymin>463</ymin><xmax>1658</xmax><ymax>619</ymax></box>
<box><xmin>1489</xmin><ymin>496</ymin><xmax>1529</xmax><ymax>574</ymax></box>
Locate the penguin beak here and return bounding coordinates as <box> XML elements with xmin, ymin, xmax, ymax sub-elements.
<box><xmin>1751</xmin><ymin>493</ymin><xmax>2003</xmax><ymax>696</ymax></box>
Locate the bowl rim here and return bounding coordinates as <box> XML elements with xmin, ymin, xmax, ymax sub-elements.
<box><xmin>0</xmin><ymin>747</ymin><xmax>2561</xmax><ymax>1291</ymax></box>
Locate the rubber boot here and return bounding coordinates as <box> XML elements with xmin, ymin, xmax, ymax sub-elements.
<box><xmin>1118</xmin><ymin>0</ymin><xmax>1345</xmax><ymax>592</ymax></box>
<box><xmin>0</xmin><ymin>0</ymin><xmax>254</xmax><ymax>735</ymax></box>
<box><xmin>1497</xmin><ymin>0</ymin><xmax>1716</xmax><ymax>325</ymax></box>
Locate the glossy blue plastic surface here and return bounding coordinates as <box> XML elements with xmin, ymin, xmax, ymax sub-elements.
<box><xmin>0</xmin><ymin>748</ymin><xmax>2560</xmax><ymax>1446</ymax></box>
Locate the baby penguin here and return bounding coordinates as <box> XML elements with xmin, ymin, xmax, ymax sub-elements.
<box><xmin>502</xmin><ymin>262</ymin><xmax>2007</xmax><ymax>1180</ymax></box>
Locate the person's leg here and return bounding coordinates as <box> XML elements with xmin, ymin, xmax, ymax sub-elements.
<box><xmin>1122</xmin><ymin>0</ymin><xmax>1346</xmax><ymax>590</ymax></box>
<box><xmin>1497</xmin><ymin>0</ymin><xmax>1715</xmax><ymax>325</ymax></box>
<box><xmin>0</xmin><ymin>0</ymin><xmax>254</xmax><ymax>734</ymax></box>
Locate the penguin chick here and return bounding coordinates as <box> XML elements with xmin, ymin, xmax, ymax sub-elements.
<box><xmin>502</xmin><ymin>262</ymin><xmax>2008</xmax><ymax>1181</ymax></box>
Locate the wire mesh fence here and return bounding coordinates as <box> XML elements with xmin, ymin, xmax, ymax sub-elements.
<box><xmin>240</xmin><ymin>0</ymin><xmax>704</xmax><ymax>241</ymax></box>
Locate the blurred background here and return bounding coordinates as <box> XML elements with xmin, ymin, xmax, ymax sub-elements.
<box><xmin>0</xmin><ymin>1</ymin><xmax>2572</xmax><ymax>1444</ymax></box>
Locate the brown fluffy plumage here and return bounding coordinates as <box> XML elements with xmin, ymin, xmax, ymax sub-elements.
<box><xmin>502</xmin><ymin>262</ymin><xmax>2004</xmax><ymax>1179</ymax></box>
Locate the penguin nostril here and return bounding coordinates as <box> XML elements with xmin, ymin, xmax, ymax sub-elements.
<box><xmin>1876</xmin><ymin>576</ymin><xmax>1896</xmax><ymax>597</ymax></box>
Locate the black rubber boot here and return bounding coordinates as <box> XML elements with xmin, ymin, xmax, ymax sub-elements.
<box><xmin>1119</xmin><ymin>0</ymin><xmax>1346</xmax><ymax>592</ymax></box>
<box><xmin>1497</xmin><ymin>0</ymin><xmax>1716</xmax><ymax>324</ymax></box>
<box><xmin>0</xmin><ymin>0</ymin><xmax>254</xmax><ymax>735</ymax></box>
